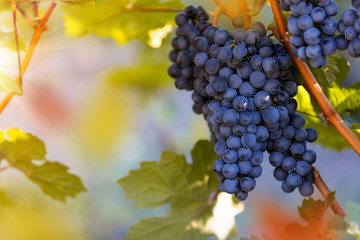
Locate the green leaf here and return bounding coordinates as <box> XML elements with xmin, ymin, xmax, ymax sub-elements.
<box><xmin>118</xmin><ymin>140</ymin><xmax>220</xmax><ymax>240</ymax></box>
<box><xmin>0</xmin><ymin>128</ymin><xmax>46</xmax><ymax>165</ymax></box>
<box><xmin>325</xmin><ymin>215</ymin><xmax>349</xmax><ymax>231</ymax></box>
<box><xmin>325</xmin><ymin>191</ymin><xmax>336</xmax><ymax>209</ymax></box>
<box><xmin>295</xmin><ymin>86</ymin><xmax>350</xmax><ymax>150</ymax></box>
<box><xmin>124</xmin><ymin>212</ymin><xmax>213</xmax><ymax>240</ymax></box>
<box><xmin>307</xmin><ymin>54</ymin><xmax>344</xmax><ymax>88</ymax></box>
<box><xmin>0</xmin><ymin>72</ymin><xmax>21</xmax><ymax>95</ymax></box>
<box><xmin>117</xmin><ymin>140</ymin><xmax>218</xmax><ymax>209</ymax></box>
<box><xmin>108</xmin><ymin>63</ymin><xmax>170</xmax><ymax>89</ymax></box>
<box><xmin>0</xmin><ymin>128</ymin><xmax>46</xmax><ymax>163</ymax></box>
<box><xmin>0</xmin><ymin>128</ymin><xmax>86</xmax><ymax>202</ymax></box>
<box><xmin>296</xmin><ymin>54</ymin><xmax>360</xmax><ymax>150</ymax></box>
<box><xmin>298</xmin><ymin>197</ymin><xmax>328</xmax><ymax>224</ymax></box>
<box><xmin>62</xmin><ymin>0</ymin><xmax>184</xmax><ymax>46</ymax></box>
<box><xmin>11</xmin><ymin>161</ymin><xmax>87</xmax><ymax>202</ymax></box>
<box><xmin>0</xmin><ymin>30</ymin><xmax>26</xmax><ymax>51</ymax></box>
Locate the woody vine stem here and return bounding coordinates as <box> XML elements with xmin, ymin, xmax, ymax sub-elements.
<box><xmin>2</xmin><ymin>0</ymin><xmax>353</xmax><ymax>218</ymax></box>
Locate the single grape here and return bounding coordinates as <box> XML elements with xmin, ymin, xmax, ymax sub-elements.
<box><xmin>214</xmin><ymin>29</ymin><xmax>231</xmax><ymax>45</ymax></box>
<box><xmin>299</xmin><ymin>181</ymin><xmax>314</xmax><ymax>196</ymax></box>
<box><xmin>241</xmin><ymin>133</ymin><xmax>257</xmax><ymax>148</ymax></box>
<box><xmin>223</xmin><ymin>179</ymin><xmax>240</xmax><ymax>193</ymax></box>
<box><xmin>235</xmin><ymin>189</ymin><xmax>248</xmax><ymax>201</ymax></box>
<box><xmin>233</xmin><ymin>124</ymin><xmax>247</xmax><ymax>137</ymax></box>
<box><xmin>240</xmin><ymin>177</ymin><xmax>256</xmax><ymax>192</ymax></box>
<box><xmin>223</xmin><ymin>109</ymin><xmax>239</xmax><ymax>125</ymax></box>
<box><xmin>250</xmin><ymin>71</ymin><xmax>267</xmax><ymax>88</ymax></box>
<box><xmin>229</xmin><ymin>74</ymin><xmax>243</xmax><ymax>89</ymax></box>
<box><xmin>205</xmin><ymin>58</ymin><xmax>221</xmax><ymax>74</ymax></box>
<box><xmin>286</xmin><ymin>172</ymin><xmax>302</xmax><ymax>188</ymax></box>
<box><xmin>302</xmin><ymin>149</ymin><xmax>317</xmax><ymax>164</ymax></box>
<box><xmin>281</xmin><ymin>181</ymin><xmax>295</xmax><ymax>193</ymax></box>
<box><xmin>232</xmin><ymin>14</ymin><xmax>246</xmax><ymax>28</ymax></box>
<box><xmin>282</xmin><ymin>156</ymin><xmax>296</xmax><ymax>171</ymax></box>
<box><xmin>290</xmin><ymin>142</ymin><xmax>306</xmax><ymax>156</ymax></box>
<box><xmin>238</xmin><ymin>161</ymin><xmax>252</xmax><ymax>175</ymax></box>
<box><xmin>274</xmin><ymin>167</ymin><xmax>289</xmax><ymax>181</ymax></box>
<box><xmin>262</xmin><ymin>106</ymin><xmax>280</xmax><ymax>123</ymax></box>
<box><xmin>249</xmin><ymin>165</ymin><xmax>262</xmax><ymax>178</ymax></box>
<box><xmin>255</xmin><ymin>125</ymin><xmax>269</xmax><ymax>142</ymax></box>
<box><xmin>296</xmin><ymin>161</ymin><xmax>311</xmax><ymax>176</ymax></box>
<box><xmin>237</xmin><ymin>148</ymin><xmax>253</xmax><ymax>161</ymax></box>
<box><xmin>222</xmin><ymin>163</ymin><xmax>240</xmax><ymax>179</ymax></box>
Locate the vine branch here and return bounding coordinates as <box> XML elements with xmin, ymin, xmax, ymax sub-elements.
<box><xmin>269</xmin><ymin>0</ymin><xmax>348</xmax><ymax>217</ymax></box>
<box><xmin>212</xmin><ymin>6</ymin><xmax>222</xmax><ymax>26</ymax></box>
<box><xmin>11</xmin><ymin>0</ymin><xmax>23</xmax><ymax>89</ymax></box>
<box><xmin>313</xmin><ymin>167</ymin><xmax>346</xmax><ymax>218</ymax></box>
<box><xmin>269</xmin><ymin>0</ymin><xmax>360</xmax><ymax>158</ymax></box>
<box><xmin>0</xmin><ymin>2</ymin><xmax>57</xmax><ymax>114</ymax></box>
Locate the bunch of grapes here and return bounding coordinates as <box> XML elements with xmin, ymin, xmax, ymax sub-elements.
<box><xmin>336</xmin><ymin>0</ymin><xmax>360</xmax><ymax>57</ymax></box>
<box><xmin>280</xmin><ymin>0</ymin><xmax>338</xmax><ymax>68</ymax></box>
<box><xmin>168</xmin><ymin>5</ymin><xmax>319</xmax><ymax>201</ymax></box>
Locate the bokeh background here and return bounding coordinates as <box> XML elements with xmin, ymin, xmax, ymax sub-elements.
<box><xmin>0</xmin><ymin>0</ymin><xmax>359</xmax><ymax>239</ymax></box>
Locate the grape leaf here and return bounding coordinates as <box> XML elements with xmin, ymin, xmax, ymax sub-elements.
<box><xmin>118</xmin><ymin>140</ymin><xmax>220</xmax><ymax>240</ymax></box>
<box><xmin>62</xmin><ymin>0</ymin><xmax>184</xmax><ymax>46</ymax></box>
<box><xmin>295</xmin><ymin>86</ymin><xmax>349</xmax><ymax>150</ymax></box>
<box><xmin>295</xmin><ymin>54</ymin><xmax>360</xmax><ymax>150</ymax></box>
<box><xmin>323</xmin><ymin>215</ymin><xmax>349</xmax><ymax>236</ymax></box>
<box><xmin>124</xmin><ymin>211</ymin><xmax>213</xmax><ymax>240</ymax></box>
<box><xmin>0</xmin><ymin>72</ymin><xmax>21</xmax><ymax>95</ymax></box>
<box><xmin>117</xmin><ymin>140</ymin><xmax>218</xmax><ymax>209</ymax></box>
<box><xmin>0</xmin><ymin>30</ymin><xmax>26</xmax><ymax>51</ymax></box>
<box><xmin>11</xmin><ymin>161</ymin><xmax>87</xmax><ymax>202</ymax></box>
<box><xmin>298</xmin><ymin>192</ymin><xmax>335</xmax><ymax>224</ymax></box>
<box><xmin>0</xmin><ymin>128</ymin><xmax>46</xmax><ymax>163</ymax></box>
<box><xmin>0</xmin><ymin>128</ymin><xmax>86</xmax><ymax>202</ymax></box>
<box><xmin>307</xmin><ymin>54</ymin><xmax>343</xmax><ymax>88</ymax></box>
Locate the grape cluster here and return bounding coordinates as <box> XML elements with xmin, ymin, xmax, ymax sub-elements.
<box><xmin>168</xmin><ymin>5</ymin><xmax>212</xmax><ymax>114</ymax></box>
<box><xmin>280</xmin><ymin>0</ymin><xmax>338</xmax><ymax>68</ymax></box>
<box><xmin>336</xmin><ymin>0</ymin><xmax>360</xmax><ymax>57</ymax></box>
<box><xmin>168</xmin><ymin>6</ymin><xmax>319</xmax><ymax>201</ymax></box>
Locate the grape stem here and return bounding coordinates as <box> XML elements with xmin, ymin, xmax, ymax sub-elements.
<box><xmin>269</xmin><ymin>0</ymin><xmax>348</xmax><ymax>217</ymax></box>
<box><xmin>10</xmin><ymin>0</ymin><xmax>23</xmax><ymax>90</ymax></box>
<box><xmin>212</xmin><ymin>6</ymin><xmax>222</xmax><ymax>26</ymax></box>
<box><xmin>313</xmin><ymin>167</ymin><xmax>346</xmax><ymax>218</ymax></box>
<box><xmin>0</xmin><ymin>2</ymin><xmax>57</xmax><ymax>114</ymax></box>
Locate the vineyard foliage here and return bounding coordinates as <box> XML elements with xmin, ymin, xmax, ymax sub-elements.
<box><xmin>0</xmin><ymin>0</ymin><xmax>360</xmax><ymax>239</ymax></box>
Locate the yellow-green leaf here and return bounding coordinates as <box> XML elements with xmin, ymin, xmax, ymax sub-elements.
<box><xmin>118</xmin><ymin>140</ymin><xmax>220</xmax><ymax>240</ymax></box>
<box><xmin>62</xmin><ymin>0</ymin><xmax>184</xmax><ymax>46</ymax></box>
<box><xmin>0</xmin><ymin>30</ymin><xmax>26</xmax><ymax>51</ymax></box>
<box><xmin>11</xmin><ymin>161</ymin><xmax>87</xmax><ymax>202</ymax></box>
<box><xmin>0</xmin><ymin>72</ymin><xmax>21</xmax><ymax>95</ymax></box>
<box><xmin>0</xmin><ymin>128</ymin><xmax>46</xmax><ymax>164</ymax></box>
<box><xmin>0</xmin><ymin>128</ymin><xmax>86</xmax><ymax>202</ymax></box>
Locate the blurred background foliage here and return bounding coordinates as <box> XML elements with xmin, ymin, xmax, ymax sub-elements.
<box><xmin>0</xmin><ymin>0</ymin><xmax>359</xmax><ymax>239</ymax></box>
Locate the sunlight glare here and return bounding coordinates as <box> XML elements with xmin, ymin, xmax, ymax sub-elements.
<box><xmin>147</xmin><ymin>23</ymin><xmax>173</xmax><ymax>48</ymax></box>
<box><xmin>205</xmin><ymin>193</ymin><xmax>244</xmax><ymax>240</ymax></box>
